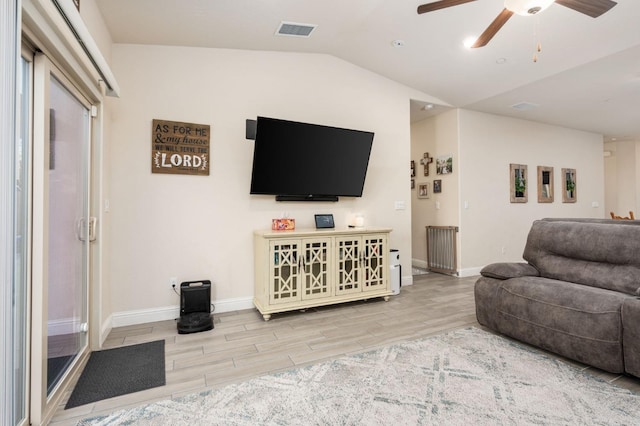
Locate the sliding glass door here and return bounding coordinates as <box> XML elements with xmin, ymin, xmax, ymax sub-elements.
<box><xmin>31</xmin><ymin>53</ymin><xmax>92</xmax><ymax>423</ymax></box>
<box><xmin>45</xmin><ymin>73</ymin><xmax>91</xmax><ymax>393</ymax></box>
<box><xmin>12</xmin><ymin>53</ymin><xmax>32</xmax><ymax>426</ymax></box>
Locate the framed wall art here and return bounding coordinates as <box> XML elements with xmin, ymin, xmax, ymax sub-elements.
<box><xmin>411</xmin><ymin>161</ymin><xmax>415</xmax><ymax>189</ymax></box>
<box><xmin>436</xmin><ymin>154</ymin><xmax>453</xmax><ymax>175</ymax></box>
<box><xmin>509</xmin><ymin>164</ymin><xmax>527</xmax><ymax>203</ymax></box>
<box><xmin>418</xmin><ymin>183</ymin><xmax>430</xmax><ymax>199</ymax></box>
<box><xmin>562</xmin><ymin>168</ymin><xmax>577</xmax><ymax>203</ymax></box>
<box><xmin>537</xmin><ymin>166</ymin><xmax>554</xmax><ymax>203</ymax></box>
<box><xmin>433</xmin><ymin>179</ymin><xmax>442</xmax><ymax>193</ymax></box>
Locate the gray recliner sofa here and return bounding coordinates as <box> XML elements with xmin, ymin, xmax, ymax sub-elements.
<box><xmin>475</xmin><ymin>218</ymin><xmax>640</xmax><ymax>378</ymax></box>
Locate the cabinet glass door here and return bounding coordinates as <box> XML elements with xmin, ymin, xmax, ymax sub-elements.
<box><xmin>269</xmin><ymin>241</ymin><xmax>301</xmax><ymax>304</ymax></box>
<box><xmin>362</xmin><ymin>235</ymin><xmax>387</xmax><ymax>292</ymax></box>
<box><xmin>335</xmin><ymin>237</ymin><xmax>361</xmax><ymax>295</ymax></box>
<box><xmin>302</xmin><ymin>239</ymin><xmax>331</xmax><ymax>300</ymax></box>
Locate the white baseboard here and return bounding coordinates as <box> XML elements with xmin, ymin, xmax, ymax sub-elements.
<box><xmin>110</xmin><ymin>296</ymin><xmax>255</xmax><ymax>328</ymax></box>
<box><xmin>213</xmin><ymin>297</ymin><xmax>256</xmax><ymax>315</ymax></box>
<box><xmin>412</xmin><ymin>258</ymin><xmax>428</xmax><ymax>269</ymax></box>
<box><xmin>402</xmin><ymin>274</ymin><xmax>413</xmax><ymax>286</ymax></box>
<box><xmin>459</xmin><ymin>266</ymin><xmax>483</xmax><ymax>278</ymax></box>
<box><xmin>100</xmin><ymin>315</ymin><xmax>113</xmax><ymax>347</ymax></box>
<box><xmin>48</xmin><ymin>317</ymin><xmax>78</xmax><ymax>336</ymax></box>
<box><xmin>413</xmin><ymin>258</ymin><xmax>482</xmax><ymax>278</ymax></box>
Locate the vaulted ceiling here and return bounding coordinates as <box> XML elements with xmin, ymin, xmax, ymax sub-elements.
<box><xmin>95</xmin><ymin>0</ymin><xmax>640</xmax><ymax>140</ymax></box>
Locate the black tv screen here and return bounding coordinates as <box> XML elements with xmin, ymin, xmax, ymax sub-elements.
<box><xmin>250</xmin><ymin>117</ymin><xmax>374</xmax><ymax>201</ymax></box>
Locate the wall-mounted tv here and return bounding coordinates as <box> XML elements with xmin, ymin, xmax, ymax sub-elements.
<box><xmin>249</xmin><ymin>117</ymin><xmax>374</xmax><ymax>201</ymax></box>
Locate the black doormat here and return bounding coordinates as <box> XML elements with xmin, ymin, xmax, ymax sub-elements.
<box><xmin>65</xmin><ymin>340</ymin><xmax>165</xmax><ymax>409</ymax></box>
<box><xmin>48</xmin><ymin>355</ymin><xmax>74</xmax><ymax>394</ymax></box>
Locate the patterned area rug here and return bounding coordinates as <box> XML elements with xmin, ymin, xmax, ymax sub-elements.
<box><xmin>78</xmin><ymin>327</ymin><xmax>640</xmax><ymax>425</ymax></box>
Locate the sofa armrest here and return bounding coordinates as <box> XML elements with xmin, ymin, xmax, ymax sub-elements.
<box><xmin>480</xmin><ymin>262</ymin><xmax>539</xmax><ymax>280</ymax></box>
<box><xmin>622</xmin><ymin>298</ymin><xmax>640</xmax><ymax>378</ymax></box>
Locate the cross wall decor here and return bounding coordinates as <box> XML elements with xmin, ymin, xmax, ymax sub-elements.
<box><xmin>420</xmin><ymin>152</ymin><xmax>433</xmax><ymax>176</ymax></box>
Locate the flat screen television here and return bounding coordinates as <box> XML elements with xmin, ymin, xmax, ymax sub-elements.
<box><xmin>250</xmin><ymin>117</ymin><xmax>374</xmax><ymax>201</ymax></box>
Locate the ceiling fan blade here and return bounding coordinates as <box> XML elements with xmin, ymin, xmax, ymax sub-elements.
<box><xmin>417</xmin><ymin>0</ymin><xmax>477</xmax><ymax>14</ymax></box>
<box><xmin>554</xmin><ymin>0</ymin><xmax>617</xmax><ymax>18</ymax></box>
<box><xmin>471</xmin><ymin>8</ymin><xmax>514</xmax><ymax>48</ymax></box>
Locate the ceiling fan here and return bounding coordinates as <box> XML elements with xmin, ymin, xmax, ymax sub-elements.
<box><xmin>417</xmin><ymin>0</ymin><xmax>618</xmax><ymax>48</ymax></box>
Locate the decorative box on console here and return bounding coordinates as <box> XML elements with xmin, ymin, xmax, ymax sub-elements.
<box><xmin>271</xmin><ymin>218</ymin><xmax>295</xmax><ymax>231</ymax></box>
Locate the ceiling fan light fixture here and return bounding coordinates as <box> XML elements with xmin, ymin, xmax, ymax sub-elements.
<box><xmin>504</xmin><ymin>0</ymin><xmax>555</xmax><ymax>16</ymax></box>
<box><xmin>463</xmin><ymin>36</ymin><xmax>477</xmax><ymax>49</ymax></box>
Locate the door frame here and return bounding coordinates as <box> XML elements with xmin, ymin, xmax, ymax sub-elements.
<box><xmin>30</xmin><ymin>51</ymin><xmax>93</xmax><ymax>425</ymax></box>
<box><xmin>19</xmin><ymin>0</ymin><xmax>113</xmax><ymax>423</ymax></box>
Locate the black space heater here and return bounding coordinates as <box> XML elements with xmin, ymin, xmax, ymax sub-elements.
<box><xmin>177</xmin><ymin>280</ymin><xmax>214</xmax><ymax>334</ymax></box>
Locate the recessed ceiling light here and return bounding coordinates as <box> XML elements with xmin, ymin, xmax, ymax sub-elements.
<box><xmin>392</xmin><ymin>40</ymin><xmax>406</xmax><ymax>48</ymax></box>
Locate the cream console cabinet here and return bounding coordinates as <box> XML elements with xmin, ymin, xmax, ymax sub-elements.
<box><xmin>253</xmin><ymin>228</ymin><xmax>392</xmax><ymax>320</ymax></box>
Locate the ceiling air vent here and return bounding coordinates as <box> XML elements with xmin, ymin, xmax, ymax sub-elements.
<box><xmin>276</xmin><ymin>21</ymin><xmax>317</xmax><ymax>38</ymax></box>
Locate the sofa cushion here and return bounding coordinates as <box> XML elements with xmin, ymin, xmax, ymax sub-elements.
<box><xmin>523</xmin><ymin>220</ymin><xmax>640</xmax><ymax>296</ymax></box>
<box><xmin>494</xmin><ymin>276</ymin><xmax>625</xmax><ymax>373</ymax></box>
<box><xmin>480</xmin><ymin>262</ymin><xmax>539</xmax><ymax>280</ymax></box>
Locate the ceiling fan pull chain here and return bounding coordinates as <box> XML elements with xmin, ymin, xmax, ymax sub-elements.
<box><xmin>534</xmin><ymin>41</ymin><xmax>542</xmax><ymax>61</ymax></box>
<box><xmin>532</xmin><ymin>15</ymin><xmax>542</xmax><ymax>62</ymax></box>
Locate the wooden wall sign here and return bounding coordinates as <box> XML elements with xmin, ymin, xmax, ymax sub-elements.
<box><xmin>152</xmin><ymin>119</ymin><xmax>210</xmax><ymax>176</ymax></box>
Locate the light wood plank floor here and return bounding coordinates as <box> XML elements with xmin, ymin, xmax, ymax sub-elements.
<box><xmin>50</xmin><ymin>273</ymin><xmax>640</xmax><ymax>425</ymax></box>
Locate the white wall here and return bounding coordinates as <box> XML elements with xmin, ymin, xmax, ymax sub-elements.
<box><xmin>604</xmin><ymin>140</ymin><xmax>640</xmax><ymax>218</ymax></box>
<box><xmin>78</xmin><ymin>0</ymin><xmax>113</xmax><ymax>63</ymax></box>
<box><xmin>411</xmin><ymin>109</ymin><xmax>606</xmax><ymax>277</ymax></box>
<box><xmin>410</xmin><ymin>109</ymin><xmax>459</xmax><ymax>268</ymax></box>
<box><xmin>458</xmin><ymin>109</ymin><xmax>605</xmax><ymax>275</ymax></box>
<box><xmin>105</xmin><ymin>44</ymin><xmax>442</xmax><ymax>324</ymax></box>
<box><xmin>604</xmin><ymin>141</ymin><xmax>618</xmax><ymax>215</ymax></box>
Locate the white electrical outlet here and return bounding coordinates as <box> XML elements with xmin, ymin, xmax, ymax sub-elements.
<box><xmin>170</xmin><ymin>277</ymin><xmax>178</xmax><ymax>287</ymax></box>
